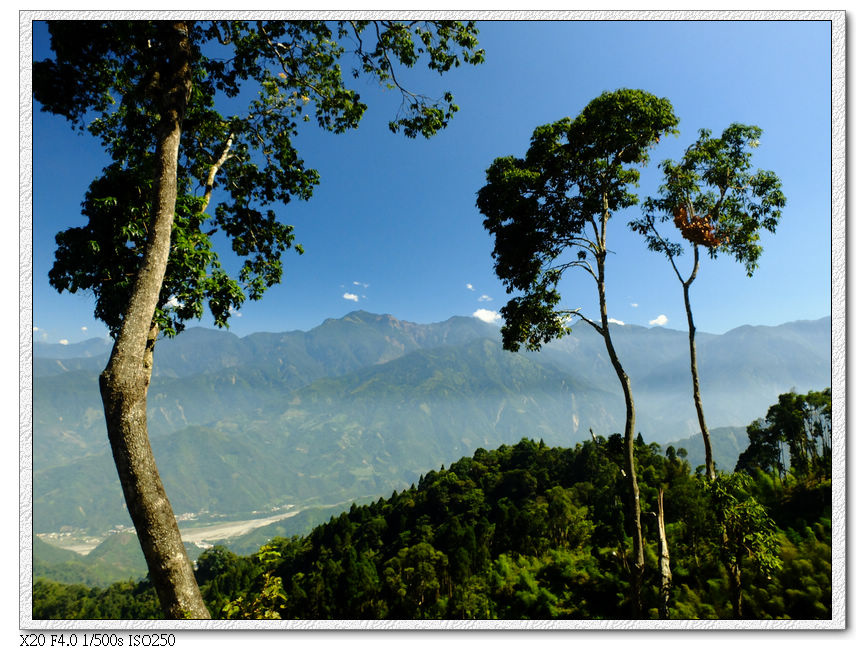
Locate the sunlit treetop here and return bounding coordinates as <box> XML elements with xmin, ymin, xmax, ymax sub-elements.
<box><xmin>477</xmin><ymin>89</ymin><xmax>679</xmax><ymax>351</ymax></box>
<box><xmin>633</xmin><ymin>123</ymin><xmax>786</xmax><ymax>277</ymax></box>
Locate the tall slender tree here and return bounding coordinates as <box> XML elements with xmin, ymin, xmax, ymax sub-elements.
<box><xmin>476</xmin><ymin>89</ymin><xmax>679</xmax><ymax>616</ymax></box>
<box><xmin>35</xmin><ymin>19</ymin><xmax>483</xmax><ymax>618</ymax></box>
<box><xmin>630</xmin><ymin>124</ymin><xmax>785</xmax><ymax>480</ymax></box>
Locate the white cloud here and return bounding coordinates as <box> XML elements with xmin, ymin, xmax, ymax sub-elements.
<box><xmin>650</xmin><ymin>314</ymin><xmax>669</xmax><ymax>326</ymax></box>
<box><xmin>478</xmin><ymin>294</ymin><xmax>493</xmax><ymax>302</ymax></box>
<box><xmin>166</xmin><ymin>296</ymin><xmax>182</xmax><ymax>308</ymax></box>
<box><xmin>466</xmin><ymin>283</ymin><xmax>475</xmax><ymax>291</ymax></box>
<box><xmin>33</xmin><ymin>326</ymin><xmax>39</xmax><ymax>331</ymax></box>
<box><xmin>229</xmin><ymin>306</ymin><xmax>242</xmax><ymax>317</ymax></box>
<box><xmin>353</xmin><ymin>281</ymin><xmax>369</xmax><ymax>288</ymax></box>
<box><xmin>343</xmin><ymin>292</ymin><xmax>359</xmax><ymax>302</ymax></box>
<box><xmin>630</xmin><ymin>303</ymin><xmax>639</xmax><ymax>308</ymax></box>
<box><xmin>81</xmin><ymin>326</ymin><xmax>88</xmax><ymax>332</ymax></box>
<box><xmin>59</xmin><ymin>339</ymin><xmax>69</xmax><ymax>345</ymax></box>
<box><xmin>609</xmin><ymin>318</ymin><xmax>625</xmax><ymax>326</ymax></box>
<box><xmin>473</xmin><ymin>308</ymin><xmax>502</xmax><ymax>324</ymax></box>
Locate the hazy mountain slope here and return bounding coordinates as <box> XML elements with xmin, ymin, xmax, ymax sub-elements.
<box><xmin>33</xmin><ymin>370</ymin><xmax>106</xmax><ymax>469</ymax></box>
<box><xmin>32</xmin><ymin>312</ymin><xmax>830</xmax><ymax>535</ymax></box>
<box><xmin>35</xmin><ymin>338</ymin><xmax>620</xmax><ymax>533</ymax></box>
<box><xmin>252</xmin><ymin>338</ymin><xmax>620</xmax><ymax>486</ymax></box>
<box><xmin>535</xmin><ymin>317</ymin><xmax>830</xmax><ymax>440</ymax></box>
<box><xmin>35</xmin><ymin>365</ymin><xmax>294</xmax><ymax>470</ymax></box>
<box><xmin>34</xmin><ymin>424</ymin><xmax>292</xmax><ymax>533</ymax></box>
<box><xmin>664</xmin><ymin>426</ymin><xmax>750</xmax><ymax>473</ymax></box>
<box><xmin>34</xmin><ymin>314</ymin><xmax>829</xmax><ymax>465</ymax></box>
<box><xmin>33</xmin><ymin>312</ymin><xmax>499</xmax><ymax>468</ymax></box>
<box><xmin>157</xmin><ymin>311</ymin><xmax>497</xmax><ymax>379</ymax></box>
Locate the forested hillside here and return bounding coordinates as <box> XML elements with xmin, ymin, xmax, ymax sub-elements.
<box><xmin>34</xmin><ymin>535</ymin><xmax>203</xmax><ymax>588</ymax></box>
<box><xmin>34</xmin><ymin>395</ymin><xmax>832</xmax><ymax>620</ymax></box>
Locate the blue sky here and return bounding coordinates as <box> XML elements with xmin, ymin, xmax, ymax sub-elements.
<box><xmin>31</xmin><ymin>18</ymin><xmax>833</xmax><ymax>345</ymax></box>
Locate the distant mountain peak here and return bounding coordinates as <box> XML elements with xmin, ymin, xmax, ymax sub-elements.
<box><xmin>342</xmin><ymin>310</ymin><xmax>401</xmax><ymax>325</ymax></box>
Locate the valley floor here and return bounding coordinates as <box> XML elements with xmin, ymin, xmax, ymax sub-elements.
<box><xmin>179</xmin><ymin>510</ymin><xmax>301</xmax><ymax>548</ymax></box>
<box><xmin>39</xmin><ymin>508</ymin><xmax>302</xmax><ymax>555</ymax></box>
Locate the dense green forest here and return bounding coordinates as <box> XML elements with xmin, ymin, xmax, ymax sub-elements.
<box><xmin>33</xmin><ymin>390</ymin><xmax>832</xmax><ymax>621</ymax></box>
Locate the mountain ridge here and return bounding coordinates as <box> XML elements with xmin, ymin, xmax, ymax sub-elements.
<box><xmin>33</xmin><ymin>310</ymin><xmax>830</xmax><ymax>359</ymax></box>
<box><xmin>33</xmin><ymin>311</ymin><xmax>830</xmax><ymax>535</ymax></box>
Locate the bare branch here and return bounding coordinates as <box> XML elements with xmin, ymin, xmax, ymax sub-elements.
<box><xmin>575</xmin><ymin>310</ymin><xmax>604</xmax><ymax>335</ymax></box>
<box><xmin>199</xmin><ymin>132</ymin><xmax>234</xmax><ymax>214</ymax></box>
<box><xmin>546</xmin><ymin>257</ymin><xmax>598</xmax><ymax>283</ymax></box>
<box><xmin>649</xmin><ymin>219</ymin><xmax>686</xmax><ymax>285</ymax></box>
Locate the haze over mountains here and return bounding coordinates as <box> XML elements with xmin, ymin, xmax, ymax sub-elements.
<box><xmin>33</xmin><ymin>311</ymin><xmax>830</xmax><ymax>535</ymax></box>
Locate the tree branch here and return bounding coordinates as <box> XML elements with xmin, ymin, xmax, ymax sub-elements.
<box><xmin>577</xmin><ymin>311</ymin><xmax>604</xmax><ymax>335</ymax></box>
<box><xmin>649</xmin><ymin>219</ymin><xmax>686</xmax><ymax>285</ymax></box>
<box><xmin>199</xmin><ymin>132</ymin><xmax>234</xmax><ymax>214</ymax></box>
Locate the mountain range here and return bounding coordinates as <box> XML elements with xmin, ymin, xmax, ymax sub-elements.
<box><xmin>33</xmin><ymin>311</ymin><xmax>831</xmax><ymax>535</ymax></box>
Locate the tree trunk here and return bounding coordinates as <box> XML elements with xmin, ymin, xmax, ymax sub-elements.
<box><xmin>602</xmin><ymin>324</ymin><xmax>644</xmax><ymax>616</ymax></box>
<box><xmin>595</xmin><ymin>220</ymin><xmax>644</xmax><ymax>617</ymax></box>
<box><xmin>98</xmin><ymin>21</ymin><xmax>210</xmax><ymax>619</ymax></box>
<box><xmin>683</xmin><ymin>247</ymin><xmax>715</xmax><ymax>480</ymax></box>
<box><xmin>729</xmin><ymin>559</ymin><xmax>744</xmax><ymax>619</ymax></box>
<box><xmin>657</xmin><ymin>489</ymin><xmax>671</xmax><ymax>620</ymax></box>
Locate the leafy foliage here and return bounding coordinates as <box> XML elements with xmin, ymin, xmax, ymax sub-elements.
<box><xmin>629</xmin><ymin>122</ymin><xmax>786</xmax><ymax>481</ymax></box>
<box><xmin>477</xmin><ymin>90</ymin><xmax>679</xmax><ymax>351</ymax></box>
<box><xmin>36</xmin><ymin>19</ymin><xmax>484</xmax><ymax>619</ymax></box>
<box><xmin>36</xmin><ymin>20</ymin><xmax>484</xmax><ymax>338</ymax></box>
<box><xmin>33</xmin><ymin>578</ymin><xmax>162</xmax><ymax>619</ymax></box>
<box><xmin>477</xmin><ymin>89</ymin><xmax>681</xmax><ymax>615</ymax></box>
<box><xmin>34</xmin><ymin>435</ymin><xmax>831</xmax><ymax>620</ymax></box>
<box><xmin>737</xmin><ymin>389</ymin><xmax>832</xmax><ymax>479</ymax></box>
<box><xmin>701</xmin><ymin>471</ymin><xmax>782</xmax><ymax>617</ymax></box>
<box><xmin>632</xmin><ymin>123</ymin><xmax>786</xmax><ymax>276</ymax></box>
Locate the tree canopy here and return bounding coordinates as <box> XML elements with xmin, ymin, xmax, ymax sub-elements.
<box><xmin>629</xmin><ymin>123</ymin><xmax>786</xmax><ymax>481</ymax></box>
<box><xmin>476</xmin><ymin>89</ymin><xmax>679</xmax><ymax>351</ymax></box>
<box><xmin>631</xmin><ymin>123</ymin><xmax>785</xmax><ymax>277</ymax></box>
<box><xmin>34</xmin><ymin>434</ymin><xmax>832</xmax><ymax>620</ymax></box>
<box><xmin>38</xmin><ymin>20</ymin><xmax>484</xmax><ymax>338</ymax></box>
<box><xmin>737</xmin><ymin>389</ymin><xmax>832</xmax><ymax>479</ymax></box>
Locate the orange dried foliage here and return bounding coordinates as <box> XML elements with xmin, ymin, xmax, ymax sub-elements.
<box><xmin>673</xmin><ymin>205</ymin><xmax>723</xmax><ymax>248</ymax></box>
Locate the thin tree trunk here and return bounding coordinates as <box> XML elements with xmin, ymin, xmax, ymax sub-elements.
<box><xmin>730</xmin><ymin>558</ymin><xmax>744</xmax><ymax>619</ymax></box>
<box><xmin>652</xmin><ymin>226</ymin><xmax>717</xmax><ymax>481</ymax></box>
<box><xmin>601</xmin><ymin>323</ymin><xmax>643</xmax><ymax>616</ymax></box>
<box><xmin>657</xmin><ymin>489</ymin><xmax>671</xmax><ymax>620</ymax></box>
<box><xmin>681</xmin><ymin>244</ymin><xmax>715</xmax><ymax>480</ymax></box>
<box><xmin>594</xmin><ymin>208</ymin><xmax>644</xmax><ymax>617</ymax></box>
<box><xmin>98</xmin><ymin>21</ymin><xmax>210</xmax><ymax>619</ymax></box>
